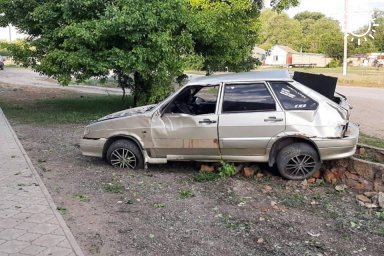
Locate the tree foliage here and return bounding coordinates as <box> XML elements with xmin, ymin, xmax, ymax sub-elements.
<box><xmin>0</xmin><ymin>0</ymin><xmax>299</xmax><ymax>106</ymax></box>
<box><xmin>294</xmin><ymin>11</ymin><xmax>325</xmax><ymax>36</ymax></box>
<box><xmin>258</xmin><ymin>9</ymin><xmax>303</xmax><ymax>50</ymax></box>
<box><xmin>259</xmin><ymin>10</ymin><xmax>347</xmax><ymax>59</ymax></box>
<box><xmin>1</xmin><ymin>0</ymin><xmax>192</xmax><ymax>105</ymax></box>
<box><xmin>187</xmin><ymin>0</ymin><xmax>261</xmax><ymax>73</ymax></box>
<box><xmin>294</xmin><ymin>11</ymin><xmax>325</xmax><ymax>22</ymax></box>
<box><xmin>258</xmin><ymin>8</ymin><xmax>384</xmax><ymax>59</ymax></box>
<box><xmin>270</xmin><ymin>0</ymin><xmax>299</xmax><ymax>12</ymax></box>
<box><xmin>305</xmin><ymin>18</ymin><xmax>344</xmax><ymax>59</ymax></box>
<box><xmin>372</xmin><ymin>9</ymin><xmax>384</xmax><ymax>52</ymax></box>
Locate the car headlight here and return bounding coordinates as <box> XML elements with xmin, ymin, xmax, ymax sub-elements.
<box><xmin>83</xmin><ymin>127</ymin><xmax>90</xmax><ymax>137</ymax></box>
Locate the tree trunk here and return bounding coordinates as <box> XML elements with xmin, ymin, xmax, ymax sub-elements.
<box><xmin>133</xmin><ymin>71</ymin><xmax>151</xmax><ymax>107</ymax></box>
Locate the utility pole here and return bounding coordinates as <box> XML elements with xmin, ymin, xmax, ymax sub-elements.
<box><xmin>8</xmin><ymin>24</ymin><xmax>12</xmax><ymax>42</ymax></box>
<box><xmin>342</xmin><ymin>0</ymin><xmax>348</xmax><ymax>76</ymax></box>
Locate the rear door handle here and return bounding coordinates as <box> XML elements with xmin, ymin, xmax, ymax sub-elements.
<box><xmin>264</xmin><ymin>117</ymin><xmax>284</xmax><ymax>122</ymax></box>
<box><xmin>199</xmin><ymin>119</ymin><xmax>217</xmax><ymax>124</ymax></box>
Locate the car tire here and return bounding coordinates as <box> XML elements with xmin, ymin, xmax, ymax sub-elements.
<box><xmin>276</xmin><ymin>142</ymin><xmax>321</xmax><ymax>180</ymax></box>
<box><xmin>106</xmin><ymin>140</ymin><xmax>144</xmax><ymax>169</ymax></box>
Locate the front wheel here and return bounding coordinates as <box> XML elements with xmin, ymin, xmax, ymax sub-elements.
<box><xmin>276</xmin><ymin>143</ymin><xmax>321</xmax><ymax>180</ymax></box>
<box><xmin>106</xmin><ymin>140</ymin><xmax>144</xmax><ymax>169</ymax></box>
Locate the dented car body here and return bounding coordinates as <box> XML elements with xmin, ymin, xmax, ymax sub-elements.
<box><xmin>80</xmin><ymin>70</ymin><xmax>359</xmax><ymax>180</ymax></box>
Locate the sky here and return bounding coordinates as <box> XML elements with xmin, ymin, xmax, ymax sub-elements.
<box><xmin>1</xmin><ymin>0</ymin><xmax>384</xmax><ymax>41</ymax></box>
<box><xmin>0</xmin><ymin>25</ymin><xmax>23</xmax><ymax>41</ymax></box>
<box><xmin>270</xmin><ymin>0</ymin><xmax>384</xmax><ymax>32</ymax></box>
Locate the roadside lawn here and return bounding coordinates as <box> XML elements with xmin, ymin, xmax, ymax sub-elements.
<box><xmin>0</xmin><ymin>93</ymin><xmax>132</xmax><ymax>124</ymax></box>
<box><xmin>359</xmin><ymin>133</ymin><xmax>384</xmax><ymax>149</ymax></box>
<box><xmin>1</xmin><ymin>83</ymin><xmax>384</xmax><ymax>256</ymax></box>
<box><xmin>261</xmin><ymin>66</ymin><xmax>384</xmax><ymax>88</ymax></box>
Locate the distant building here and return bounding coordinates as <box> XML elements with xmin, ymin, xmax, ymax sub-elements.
<box><xmin>348</xmin><ymin>54</ymin><xmax>369</xmax><ymax>66</ymax></box>
<box><xmin>251</xmin><ymin>46</ymin><xmax>266</xmax><ymax>61</ymax></box>
<box><xmin>264</xmin><ymin>45</ymin><xmax>297</xmax><ymax>66</ymax></box>
<box><xmin>264</xmin><ymin>45</ymin><xmax>332</xmax><ymax>68</ymax></box>
<box><xmin>348</xmin><ymin>53</ymin><xmax>384</xmax><ymax>67</ymax></box>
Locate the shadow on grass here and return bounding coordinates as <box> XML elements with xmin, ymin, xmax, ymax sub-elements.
<box><xmin>1</xmin><ymin>95</ymin><xmax>133</xmax><ymax>124</ymax></box>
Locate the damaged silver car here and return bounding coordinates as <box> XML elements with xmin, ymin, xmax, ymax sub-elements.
<box><xmin>80</xmin><ymin>70</ymin><xmax>359</xmax><ymax>180</ymax></box>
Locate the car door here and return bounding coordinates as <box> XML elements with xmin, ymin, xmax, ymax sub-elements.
<box><xmin>218</xmin><ymin>82</ymin><xmax>286</xmax><ymax>156</ymax></box>
<box><xmin>150</xmin><ymin>85</ymin><xmax>221</xmax><ymax>159</ymax></box>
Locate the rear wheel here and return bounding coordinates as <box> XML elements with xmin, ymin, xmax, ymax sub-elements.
<box><xmin>276</xmin><ymin>143</ymin><xmax>320</xmax><ymax>180</ymax></box>
<box><xmin>106</xmin><ymin>140</ymin><xmax>144</xmax><ymax>169</ymax></box>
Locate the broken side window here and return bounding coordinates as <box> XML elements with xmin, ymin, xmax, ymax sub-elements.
<box><xmin>270</xmin><ymin>82</ymin><xmax>318</xmax><ymax>110</ymax></box>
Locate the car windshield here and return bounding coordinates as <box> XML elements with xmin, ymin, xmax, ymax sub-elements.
<box><xmin>151</xmin><ymin>86</ymin><xmax>186</xmax><ymax>111</ymax></box>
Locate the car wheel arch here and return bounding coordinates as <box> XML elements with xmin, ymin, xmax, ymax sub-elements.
<box><xmin>268</xmin><ymin>136</ymin><xmax>321</xmax><ymax>167</ymax></box>
<box><xmin>102</xmin><ymin>135</ymin><xmax>144</xmax><ymax>159</ymax></box>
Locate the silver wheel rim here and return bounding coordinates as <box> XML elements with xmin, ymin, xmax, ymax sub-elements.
<box><xmin>110</xmin><ymin>148</ymin><xmax>137</xmax><ymax>169</ymax></box>
<box><xmin>285</xmin><ymin>154</ymin><xmax>316</xmax><ymax>177</ymax></box>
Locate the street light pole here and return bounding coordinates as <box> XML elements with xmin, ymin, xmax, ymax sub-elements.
<box><xmin>342</xmin><ymin>0</ymin><xmax>348</xmax><ymax>76</ymax></box>
<box><xmin>8</xmin><ymin>24</ymin><xmax>12</xmax><ymax>42</ymax></box>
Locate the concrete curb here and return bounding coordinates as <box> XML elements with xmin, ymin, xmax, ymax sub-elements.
<box><xmin>0</xmin><ymin>108</ymin><xmax>85</xmax><ymax>256</ymax></box>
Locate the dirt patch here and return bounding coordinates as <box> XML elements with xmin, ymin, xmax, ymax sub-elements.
<box><xmin>356</xmin><ymin>145</ymin><xmax>384</xmax><ymax>164</ymax></box>
<box><xmin>11</xmin><ymin>123</ymin><xmax>384</xmax><ymax>255</ymax></box>
<box><xmin>2</xmin><ymin>84</ymin><xmax>384</xmax><ymax>255</ymax></box>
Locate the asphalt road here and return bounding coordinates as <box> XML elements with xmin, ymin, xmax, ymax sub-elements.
<box><xmin>336</xmin><ymin>86</ymin><xmax>384</xmax><ymax>138</ymax></box>
<box><xmin>0</xmin><ymin>68</ymin><xmax>383</xmax><ymax>137</ymax></box>
<box><xmin>0</xmin><ymin>68</ymin><xmax>123</xmax><ymax>95</ymax></box>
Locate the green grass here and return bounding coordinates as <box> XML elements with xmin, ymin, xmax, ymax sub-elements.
<box><xmin>57</xmin><ymin>206</ymin><xmax>67</xmax><ymax>215</ymax></box>
<box><xmin>282</xmin><ymin>193</ymin><xmax>306</xmax><ymax>208</ymax></box>
<box><xmin>218</xmin><ymin>161</ymin><xmax>236</xmax><ymax>178</ymax></box>
<box><xmin>153</xmin><ymin>203</ymin><xmax>166</xmax><ymax>208</ymax></box>
<box><xmin>359</xmin><ymin>133</ymin><xmax>384</xmax><ymax>149</ymax></box>
<box><xmin>376</xmin><ymin>211</ymin><xmax>384</xmax><ymax>221</ymax></box>
<box><xmin>377</xmin><ymin>228</ymin><xmax>384</xmax><ymax>237</ymax></box>
<box><xmin>72</xmin><ymin>193</ymin><xmax>91</xmax><ymax>202</ymax></box>
<box><xmin>358</xmin><ymin>152</ymin><xmax>384</xmax><ymax>164</ymax></box>
<box><xmin>103</xmin><ymin>181</ymin><xmax>125</xmax><ymax>194</ymax></box>
<box><xmin>193</xmin><ymin>172</ymin><xmax>219</xmax><ymax>182</ymax></box>
<box><xmin>220</xmin><ymin>214</ymin><xmax>240</xmax><ymax>229</ymax></box>
<box><xmin>0</xmin><ymin>95</ymin><xmax>133</xmax><ymax>124</ymax></box>
<box><xmin>290</xmin><ymin>66</ymin><xmax>384</xmax><ymax>87</ymax></box>
<box><xmin>179</xmin><ymin>189</ymin><xmax>194</xmax><ymax>199</ymax></box>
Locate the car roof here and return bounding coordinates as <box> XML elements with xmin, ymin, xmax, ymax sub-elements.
<box><xmin>187</xmin><ymin>69</ymin><xmax>293</xmax><ymax>86</ymax></box>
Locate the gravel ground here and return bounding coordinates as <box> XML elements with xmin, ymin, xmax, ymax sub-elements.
<box><xmin>8</xmin><ymin>122</ymin><xmax>384</xmax><ymax>256</ymax></box>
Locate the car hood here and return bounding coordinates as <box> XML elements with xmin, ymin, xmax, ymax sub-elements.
<box><xmin>96</xmin><ymin>104</ymin><xmax>156</xmax><ymax>122</ymax></box>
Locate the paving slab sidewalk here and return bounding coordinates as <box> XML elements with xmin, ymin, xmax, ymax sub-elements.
<box><xmin>0</xmin><ymin>109</ymin><xmax>84</xmax><ymax>256</ymax></box>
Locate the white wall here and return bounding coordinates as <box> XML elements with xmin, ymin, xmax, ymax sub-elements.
<box><xmin>291</xmin><ymin>54</ymin><xmax>332</xmax><ymax>67</ymax></box>
<box><xmin>264</xmin><ymin>46</ymin><xmax>288</xmax><ymax>66</ymax></box>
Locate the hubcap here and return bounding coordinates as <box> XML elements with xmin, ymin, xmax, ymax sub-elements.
<box><xmin>285</xmin><ymin>154</ymin><xmax>316</xmax><ymax>177</ymax></box>
<box><xmin>110</xmin><ymin>148</ymin><xmax>137</xmax><ymax>169</ymax></box>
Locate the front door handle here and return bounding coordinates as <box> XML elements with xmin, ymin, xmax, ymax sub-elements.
<box><xmin>264</xmin><ymin>116</ymin><xmax>284</xmax><ymax>122</ymax></box>
<box><xmin>199</xmin><ymin>119</ymin><xmax>217</xmax><ymax>124</ymax></box>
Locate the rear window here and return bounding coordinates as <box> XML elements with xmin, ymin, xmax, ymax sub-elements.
<box><xmin>270</xmin><ymin>82</ymin><xmax>318</xmax><ymax>110</ymax></box>
<box><xmin>222</xmin><ymin>83</ymin><xmax>276</xmax><ymax>113</ymax></box>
